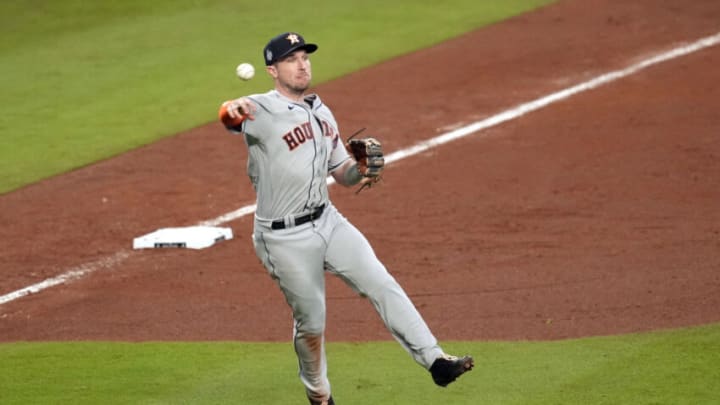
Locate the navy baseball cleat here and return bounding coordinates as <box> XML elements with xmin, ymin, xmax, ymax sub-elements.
<box><xmin>430</xmin><ymin>354</ymin><xmax>474</xmax><ymax>387</ymax></box>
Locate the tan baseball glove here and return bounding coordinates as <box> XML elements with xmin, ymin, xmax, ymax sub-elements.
<box><xmin>345</xmin><ymin>135</ymin><xmax>385</xmax><ymax>193</ymax></box>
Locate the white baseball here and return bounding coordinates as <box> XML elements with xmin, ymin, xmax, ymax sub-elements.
<box><xmin>236</xmin><ymin>63</ymin><xmax>255</xmax><ymax>81</ymax></box>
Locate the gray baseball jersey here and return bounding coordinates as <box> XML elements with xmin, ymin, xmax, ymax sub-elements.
<box><xmin>237</xmin><ymin>90</ymin><xmax>349</xmax><ymax>221</ymax></box>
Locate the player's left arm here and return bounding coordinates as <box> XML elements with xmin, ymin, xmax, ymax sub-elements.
<box><xmin>328</xmin><ymin>131</ymin><xmax>361</xmax><ymax>187</ymax></box>
<box><xmin>331</xmin><ymin>159</ymin><xmax>363</xmax><ymax>187</ymax></box>
<box><xmin>329</xmin><ymin>135</ymin><xmax>385</xmax><ymax>190</ymax></box>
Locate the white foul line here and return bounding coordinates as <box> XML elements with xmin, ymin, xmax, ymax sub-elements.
<box><xmin>0</xmin><ymin>251</ymin><xmax>132</xmax><ymax>305</ymax></box>
<box><xmin>2</xmin><ymin>31</ymin><xmax>719</xmax><ymax>306</ymax></box>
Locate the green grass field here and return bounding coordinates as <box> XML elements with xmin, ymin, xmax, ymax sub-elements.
<box><xmin>0</xmin><ymin>0</ymin><xmax>552</xmax><ymax>194</ymax></box>
<box><xmin>1</xmin><ymin>324</ymin><xmax>718</xmax><ymax>404</ymax></box>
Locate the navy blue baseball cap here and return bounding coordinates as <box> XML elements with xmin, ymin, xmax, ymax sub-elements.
<box><xmin>263</xmin><ymin>32</ymin><xmax>318</xmax><ymax>66</ymax></box>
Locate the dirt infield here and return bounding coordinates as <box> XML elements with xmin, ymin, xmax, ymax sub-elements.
<box><xmin>1</xmin><ymin>0</ymin><xmax>719</xmax><ymax>342</ymax></box>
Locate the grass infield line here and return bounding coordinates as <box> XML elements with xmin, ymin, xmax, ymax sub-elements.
<box><xmin>2</xmin><ymin>31</ymin><xmax>719</xmax><ymax>307</ymax></box>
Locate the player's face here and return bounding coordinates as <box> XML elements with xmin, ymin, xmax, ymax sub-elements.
<box><xmin>269</xmin><ymin>50</ymin><xmax>312</xmax><ymax>98</ymax></box>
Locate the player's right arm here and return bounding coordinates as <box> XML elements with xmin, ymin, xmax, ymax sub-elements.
<box><xmin>218</xmin><ymin>97</ymin><xmax>257</xmax><ymax>133</ymax></box>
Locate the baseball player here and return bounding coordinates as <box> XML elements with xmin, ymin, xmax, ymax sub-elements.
<box><xmin>218</xmin><ymin>32</ymin><xmax>473</xmax><ymax>405</ymax></box>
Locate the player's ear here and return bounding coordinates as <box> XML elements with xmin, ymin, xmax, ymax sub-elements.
<box><xmin>266</xmin><ymin>65</ymin><xmax>278</xmax><ymax>78</ymax></box>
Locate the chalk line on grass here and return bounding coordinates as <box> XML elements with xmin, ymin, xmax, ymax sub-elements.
<box><xmin>2</xmin><ymin>31</ymin><xmax>719</xmax><ymax>307</ymax></box>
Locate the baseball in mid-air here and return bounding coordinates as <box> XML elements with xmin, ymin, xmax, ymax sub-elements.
<box><xmin>236</xmin><ymin>63</ymin><xmax>255</xmax><ymax>81</ymax></box>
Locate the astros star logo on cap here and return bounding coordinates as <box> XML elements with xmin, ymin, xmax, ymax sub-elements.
<box><xmin>286</xmin><ymin>33</ymin><xmax>300</xmax><ymax>44</ymax></box>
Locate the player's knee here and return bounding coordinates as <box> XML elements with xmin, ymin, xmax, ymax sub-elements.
<box><xmin>297</xmin><ymin>322</ymin><xmax>325</xmax><ymax>336</ymax></box>
<box><xmin>295</xmin><ymin>314</ymin><xmax>326</xmax><ymax>335</ymax></box>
